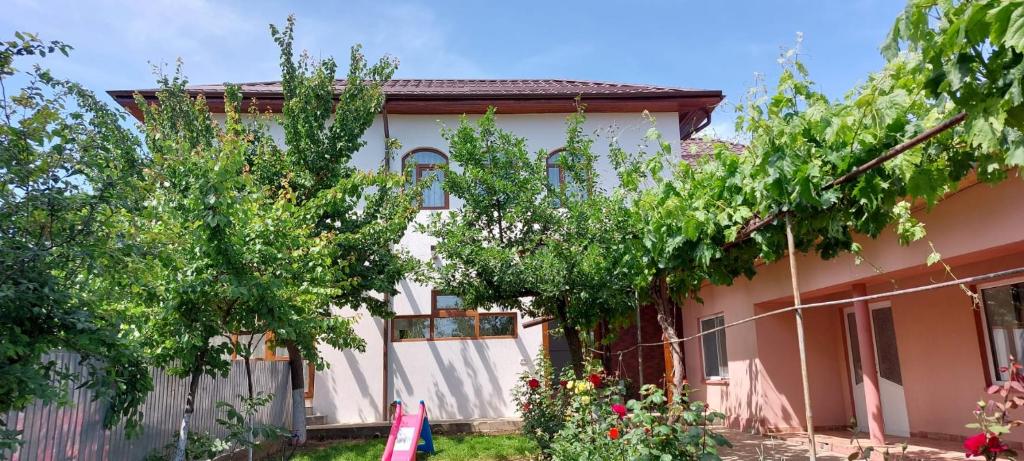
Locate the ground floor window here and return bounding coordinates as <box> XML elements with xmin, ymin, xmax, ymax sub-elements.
<box><xmin>391</xmin><ymin>291</ymin><xmax>517</xmax><ymax>342</ymax></box>
<box><xmin>981</xmin><ymin>279</ymin><xmax>1024</xmax><ymax>381</ymax></box>
<box><xmin>700</xmin><ymin>314</ymin><xmax>728</xmax><ymax>380</ymax></box>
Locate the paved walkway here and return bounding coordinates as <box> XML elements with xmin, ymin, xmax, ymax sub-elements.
<box><xmin>717</xmin><ymin>428</ymin><xmax>967</xmax><ymax>460</ymax></box>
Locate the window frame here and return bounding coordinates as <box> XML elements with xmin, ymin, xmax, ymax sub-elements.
<box><xmin>402</xmin><ymin>147</ymin><xmax>449</xmax><ymax>210</ymax></box>
<box><xmin>977</xmin><ymin>275</ymin><xmax>1024</xmax><ymax>384</ymax></box>
<box><xmin>390</xmin><ymin>290</ymin><xmax>517</xmax><ymax>342</ymax></box>
<box><xmin>546</xmin><ymin>148</ymin><xmax>566</xmax><ymax>188</ymax></box>
<box><xmin>699</xmin><ymin>313</ymin><xmax>729</xmax><ymax>382</ymax></box>
<box><xmin>229</xmin><ymin>331</ymin><xmax>290</xmax><ymax>362</ymax></box>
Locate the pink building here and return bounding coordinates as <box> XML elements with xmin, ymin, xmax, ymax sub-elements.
<box><xmin>668</xmin><ymin>172</ymin><xmax>1024</xmax><ymax>445</ymax></box>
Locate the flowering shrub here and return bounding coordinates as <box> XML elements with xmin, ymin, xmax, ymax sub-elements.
<box><xmin>964</xmin><ymin>358</ymin><xmax>1024</xmax><ymax>460</ymax></box>
<box><xmin>515</xmin><ymin>358</ymin><xmax>730</xmax><ymax>461</ymax></box>
<box><xmin>512</xmin><ymin>353</ymin><xmax>570</xmax><ymax>454</ymax></box>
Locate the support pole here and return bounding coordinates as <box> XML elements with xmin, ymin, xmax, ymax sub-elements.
<box><xmin>636</xmin><ymin>297</ymin><xmax>644</xmax><ymax>387</ymax></box>
<box><xmin>852</xmin><ymin>283</ymin><xmax>886</xmax><ymax>444</ymax></box>
<box><xmin>785</xmin><ymin>216</ymin><xmax>817</xmax><ymax>460</ymax></box>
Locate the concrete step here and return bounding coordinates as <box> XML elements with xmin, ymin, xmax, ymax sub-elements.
<box><xmin>305</xmin><ymin>405</ymin><xmax>315</xmax><ymax>417</ymax></box>
<box><xmin>306</xmin><ymin>414</ymin><xmax>326</xmax><ymax>426</ymax></box>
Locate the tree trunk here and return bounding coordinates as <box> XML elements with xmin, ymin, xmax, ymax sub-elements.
<box><xmin>173</xmin><ymin>349</ymin><xmax>207</xmax><ymax>461</ymax></box>
<box><xmin>243</xmin><ymin>353</ymin><xmax>255</xmax><ymax>461</ymax></box>
<box><xmin>650</xmin><ymin>275</ymin><xmax>685</xmax><ymax>399</ymax></box>
<box><xmin>284</xmin><ymin>342</ymin><xmax>306</xmax><ymax>445</ymax></box>
<box><xmin>554</xmin><ymin>299</ymin><xmax>585</xmax><ymax>378</ymax></box>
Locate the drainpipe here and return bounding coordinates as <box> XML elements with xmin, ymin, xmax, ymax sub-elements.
<box><xmin>852</xmin><ymin>283</ymin><xmax>886</xmax><ymax>445</ymax></box>
<box><xmin>381</xmin><ymin>98</ymin><xmax>392</xmax><ymax>422</ymax></box>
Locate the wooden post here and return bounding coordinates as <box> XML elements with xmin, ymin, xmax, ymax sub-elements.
<box><xmin>785</xmin><ymin>216</ymin><xmax>817</xmax><ymax>460</ymax></box>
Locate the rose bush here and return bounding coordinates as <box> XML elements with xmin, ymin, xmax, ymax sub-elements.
<box><xmin>516</xmin><ymin>356</ymin><xmax>730</xmax><ymax>460</ymax></box>
<box><xmin>964</xmin><ymin>358</ymin><xmax>1024</xmax><ymax>460</ymax></box>
<box><xmin>512</xmin><ymin>353</ymin><xmax>570</xmax><ymax>455</ymax></box>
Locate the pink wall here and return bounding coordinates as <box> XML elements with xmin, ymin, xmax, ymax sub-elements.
<box><xmin>680</xmin><ymin>176</ymin><xmax>1024</xmax><ymax>438</ymax></box>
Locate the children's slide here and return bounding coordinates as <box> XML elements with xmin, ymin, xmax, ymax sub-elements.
<box><xmin>381</xmin><ymin>400</ymin><xmax>435</xmax><ymax>461</ymax></box>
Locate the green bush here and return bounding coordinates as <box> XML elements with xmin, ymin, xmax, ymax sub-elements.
<box><xmin>517</xmin><ymin>357</ymin><xmax>730</xmax><ymax>461</ymax></box>
<box><xmin>511</xmin><ymin>353</ymin><xmax>569</xmax><ymax>454</ymax></box>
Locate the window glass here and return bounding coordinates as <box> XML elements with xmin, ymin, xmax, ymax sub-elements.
<box><xmin>700</xmin><ymin>315</ymin><xmax>728</xmax><ymax>379</ymax></box>
<box><xmin>436</xmin><ymin>294</ymin><xmax>462</xmax><ymax>310</ymax></box>
<box><xmin>983</xmin><ymin>282</ymin><xmax>1024</xmax><ymax>381</ymax></box>
<box><xmin>434</xmin><ymin>317</ymin><xmax>476</xmax><ymax>338</ymax></box>
<box><xmin>547</xmin><ymin>152</ymin><xmax>563</xmax><ymax>188</ymax></box>
<box><xmin>393</xmin><ymin>318</ymin><xmax>430</xmax><ymax>341</ymax></box>
<box><xmin>480</xmin><ymin>315</ymin><xmax>515</xmax><ymax>337</ymax></box>
<box><xmin>408</xmin><ymin>151</ymin><xmax>447</xmax><ymax>209</ymax></box>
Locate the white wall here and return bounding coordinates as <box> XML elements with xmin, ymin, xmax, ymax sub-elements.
<box><xmin>268</xmin><ymin>111</ymin><xmax>682</xmax><ymax>423</ymax></box>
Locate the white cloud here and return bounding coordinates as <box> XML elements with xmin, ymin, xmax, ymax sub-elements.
<box><xmin>3</xmin><ymin>0</ymin><xmax>485</xmax><ymax>93</ymax></box>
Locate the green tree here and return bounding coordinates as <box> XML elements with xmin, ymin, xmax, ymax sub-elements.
<box><xmin>425</xmin><ymin>108</ymin><xmax>636</xmax><ymax>376</ymax></box>
<box><xmin>130</xmin><ymin>17</ymin><xmax>419</xmax><ymax>460</ymax></box>
<box><xmin>264</xmin><ymin>16</ymin><xmax>419</xmax><ymax>444</ymax></box>
<box><xmin>0</xmin><ymin>33</ymin><xmax>151</xmax><ymax>452</ymax></box>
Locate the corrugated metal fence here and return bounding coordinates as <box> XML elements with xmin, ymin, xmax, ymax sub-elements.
<box><xmin>2</xmin><ymin>352</ymin><xmax>293</xmax><ymax>461</ymax></box>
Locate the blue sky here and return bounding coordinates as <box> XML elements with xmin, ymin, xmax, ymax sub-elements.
<box><xmin>5</xmin><ymin>0</ymin><xmax>906</xmax><ymax>139</ymax></box>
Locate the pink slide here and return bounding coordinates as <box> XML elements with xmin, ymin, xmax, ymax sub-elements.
<box><xmin>381</xmin><ymin>400</ymin><xmax>434</xmax><ymax>461</ymax></box>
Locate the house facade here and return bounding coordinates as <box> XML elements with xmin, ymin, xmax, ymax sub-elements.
<box><xmin>671</xmin><ymin>172</ymin><xmax>1024</xmax><ymax>445</ymax></box>
<box><xmin>111</xmin><ymin>79</ymin><xmax>724</xmax><ymax>424</ymax></box>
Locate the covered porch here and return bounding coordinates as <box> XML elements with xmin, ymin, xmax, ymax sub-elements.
<box><xmin>737</xmin><ymin>245</ymin><xmax>1024</xmax><ymax>450</ymax></box>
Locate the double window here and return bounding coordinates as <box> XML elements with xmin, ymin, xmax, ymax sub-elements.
<box><xmin>392</xmin><ymin>291</ymin><xmax>517</xmax><ymax>342</ymax></box>
<box><xmin>403</xmin><ymin>149</ymin><xmax>448</xmax><ymax>210</ymax></box>
<box><xmin>700</xmin><ymin>314</ymin><xmax>729</xmax><ymax>380</ymax></box>
<box><xmin>981</xmin><ymin>279</ymin><xmax>1024</xmax><ymax>382</ymax></box>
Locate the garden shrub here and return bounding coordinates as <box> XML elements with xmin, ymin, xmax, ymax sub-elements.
<box><xmin>515</xmin><ymin>357</ymin><xmax>730</xmax><ymax>460</ymax></box>
<box><xmin>512</xmin><ymin>353</ymin><xmax>569</xmax><ymax>454</ymax></box>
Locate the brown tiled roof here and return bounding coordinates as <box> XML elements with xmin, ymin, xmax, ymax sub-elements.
<box><xmin>680</xmin><ymin>138</ymin><xmax>746</xmax><ymax>164</ymax></box>
<box><xmin>115</xmin><ymin>78</ymin><xmax>720</xmax><ymax>100</ymax></box>
<box><xmin>109</xmin><ymin>78</ymin><xmax>723</xmax><ymax>137</ymax></box>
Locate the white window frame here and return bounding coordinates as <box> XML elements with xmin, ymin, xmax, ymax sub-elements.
<box><xmin>699</xmin><ymin>313</ymin><xmax>729</xmax><ymax>381</ymax></box>
<box><xmin>977</xmin><ymin>275</ymin><xmax>1024</xmax><ymax>384</ymax></box>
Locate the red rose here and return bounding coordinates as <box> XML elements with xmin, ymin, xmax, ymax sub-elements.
<box><xmin>522</xmin><ymin>403</ymin><xmax>531</xmax><ymax>412</ymax></box>
<box><xmin>988</xmin><ymin>436</ymin><xmax>1008</xmax><ymax>454</ymax></box>
<box><xmin>965</xmin><ymin>433</ymin><xmax>986</xmax><ymax>457</ymax></box>
<box><xmin>964</xmin><ymin>433</ymin><xmax>1006</xmax><ymax>457</ymax></box>
<box><xmin>608</xmin><ymin>427</ymin><xmax>620</xmax><ymax>440</ymax></box>
<box><xmin>588</xmin><ymin>373</ymin><xmax>602</xmax><ymax>388</ymax></box>
<box><xmin>611</xmin><ymin>403</ymin><xmax>627</xmax><ymax>419</ymax></box>
<box><xmin>559</xmin><ymin>380</ymin><xmax>568</xmax><ymax>388</ymax></box>
<box><xmin>527</xmin><ymin>378</ymin><xmax>540</xmax><ymax>389</ymax></box>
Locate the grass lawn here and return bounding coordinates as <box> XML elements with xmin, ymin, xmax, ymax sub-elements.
<box><xmin>292</xmin><ymin>434</ymin><xmax>539</xmax><ymax>461</ymax></box>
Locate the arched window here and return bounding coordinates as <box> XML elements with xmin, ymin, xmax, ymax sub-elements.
<box><xmin>546</xmin><ymin>148</ymin><xmax>586</xmax><ymax>205</ymax></box>
<box><xmin>546</xmin><ymin>149</ymin><xmax>565</xmax><ymax>189</ymax></box>
<box><xmin>403</xmin><ymin>148</ymin><xmax>449</xmax><ymax>210</ymax></box>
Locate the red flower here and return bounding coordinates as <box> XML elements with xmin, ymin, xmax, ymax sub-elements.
<box><xmin>611</xmin><ymin>403</ymin><xmax>627</xmax><ymax>419</ymax></box>
<box><xmin>522</xmin><ymin>403</ymin><xmax>531</xmax><ymax>412</ymax></box>
<box><xmin>559</xmin><ymin>380</ymin><xmax>568</xmax><ymax>388</ymax></box>
<box><xmin>965</xmin><ymin>433</ymin><xmax>986</xmax><ymax>457</ymax></box>
<box><xmin>965</xmin><ymin>433</ymin><xmax>1008</xmax><ymax>457</ymax></box>
<box><xmin>588</xmin><ymin>373</ymin><xmax>602</xmax><ymax>388</ymax></box>
<box><xmin>608</xmin><ymin>427</ymin><xmax>620</xmax><ymax>440</ymax></box>
<box><xmin>527</xmin><ymin>378</ymin><xmax>540</xmax><ymax>389</ymax></box>
<box><xmin>989</xmin><ymin>436</ymin><xmax>1008</xmax><ymax>454</ymax></box>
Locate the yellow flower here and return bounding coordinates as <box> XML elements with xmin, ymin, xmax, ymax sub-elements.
<box><xmin>573</xmin><ymin>380</ymin><xmax>594</xmax><ymax>394</ymax></box>
<box><xmin>580</xmin><ymin>396</ymin><xmax>591</xmax><ymax>405</ymax></box>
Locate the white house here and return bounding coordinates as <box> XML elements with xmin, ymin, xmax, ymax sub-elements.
<box><xmin>110</xmin><ymin>79</ymin><xmax>724</xmax><ymax>424</ymax></box>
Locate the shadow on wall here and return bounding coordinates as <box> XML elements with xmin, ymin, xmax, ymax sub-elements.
<box><xmin>314</xmin><ymin>347</ymin><xmax>382</xmax><ymax>424</ymax></box>
<box><xmin>390</xmin><ymin>335</ymin><xmax>534</xmax><ymax>420</ymax></box>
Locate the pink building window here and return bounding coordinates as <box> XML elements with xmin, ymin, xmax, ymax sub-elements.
<box><xmin>700</xmin><ymin>314</ymin><xmax>729</xmax><ymax>380</ymax></box>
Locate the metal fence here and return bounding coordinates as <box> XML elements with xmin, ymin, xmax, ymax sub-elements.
<box><xmin>2</xmin><ymin>352</ymin><xmax>292</xmax><ymax>461</ymax></box>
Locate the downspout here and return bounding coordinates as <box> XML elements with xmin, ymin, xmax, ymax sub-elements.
<box><xmin>381</xmin><ymin>98</ymin><xmax>393</xmax><ymax>422</ymax></box>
